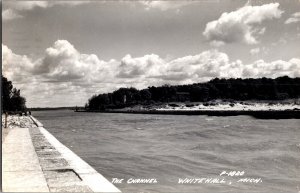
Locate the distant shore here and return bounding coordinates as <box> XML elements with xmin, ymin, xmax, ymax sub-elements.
<box><xmin>83</xmin><ymin>109</ymin><xmax>300</xmax><ymax>119</ymax></box>
<box><xmin>79</xmin><ymin>100</ymin><xmax>300</xmax><ymax>119</ymax></box>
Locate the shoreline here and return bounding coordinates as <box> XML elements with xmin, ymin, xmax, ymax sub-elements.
<box><xmin>80</xmin><ymin>109</ymin><xmax>300</xmax><ymax>119</ymax></box>
<box><xmin>76</xmin><ymin>100</ymin><xmax>300</xmax><ymax>119</ymax></box>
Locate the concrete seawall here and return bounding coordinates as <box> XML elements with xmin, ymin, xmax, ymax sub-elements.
<box><xmin>2</xmin><ymin>115</ymin><xmax>121</xmax><ymax>192</ymax></box>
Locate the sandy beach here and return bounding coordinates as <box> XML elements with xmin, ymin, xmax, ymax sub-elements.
<box><xmin>108</xmin><ymin>100</ymin><xmax>300</xmax><ymax>112</ymax></box>
<box><xmin>155</xmin><ymin>101</ymin><xmax>300</xmax><ymax>111</ymax></box>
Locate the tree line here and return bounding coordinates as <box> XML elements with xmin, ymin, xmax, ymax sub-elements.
<box><xmin>2</xmin><ymin>76</ymin><xmax>27</xmax><ymax>112</ymax></box>
<box><xmin>86</xmin><ymin>76</ymin><xmax>300</xmax><ymax>110</ymax></box>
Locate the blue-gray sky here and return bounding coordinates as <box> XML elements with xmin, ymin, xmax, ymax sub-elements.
<box><xmin>2</xmin><ymin>0</ymin><xmax>300</xmax><ymax>107</ymax></box>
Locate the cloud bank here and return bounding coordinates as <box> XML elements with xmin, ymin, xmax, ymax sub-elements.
<box><xmin>3</xmin><ymin>40</ymin><xmax>299</xmax><ymax>107</ymax></box>
<box><xmin>3</xmin><ymin>1</ymin><xmax>194</xmax><ymax>21</ymax></box>
<box><xmin>203</xmin><ymin>3</ymin><xmax>283</xmax><ymax>45</ymax></box>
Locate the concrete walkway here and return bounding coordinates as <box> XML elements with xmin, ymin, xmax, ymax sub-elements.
<box><xmin>2</xmin><ymin>116</ymin><xmax>121</xmax><ymax>192</ymax></box>
<box><xmin>2</xmin><ymin>127</ymin><xmax>49</xmax><ymax>192</ymax></box>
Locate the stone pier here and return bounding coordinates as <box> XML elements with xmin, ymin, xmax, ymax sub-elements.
<box><xmin>2</xmin><ymin>115</ymin><xmax>121</xmax><ymax>193</ymax></box>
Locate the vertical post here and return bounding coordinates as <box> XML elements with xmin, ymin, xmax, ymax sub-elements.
<box><xmin>5</xmin><ymin>112</ymin><xmax>8</xmax><ymax>128</ymax></box>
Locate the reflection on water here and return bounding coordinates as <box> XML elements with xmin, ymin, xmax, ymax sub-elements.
<box><xmin>34</xmin><ymin>110</ymin><xmax>300</xmax><ymax>193</ymax></box>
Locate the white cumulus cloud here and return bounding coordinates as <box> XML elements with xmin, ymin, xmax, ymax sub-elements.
<box><xmin>243</xmin><ymin>58</ymin><xmax>300</xmax><ymax>78</ymax></box>
<box><xmin>34</xmin><ymin>40</ymin><xmax>118</xmax><ymax>85</ymax></box>
<box><xmin>250</xmin><ymin>48</ymin><xmax>260</xmax><ymax>55</ymax></box>
<box><xmin>250</xmin><ymin>47</ymin><xmax>269</xmax><ymax>55</ymax></box>
<box><xmin>203</xmin><ymin>3</ymin><xmax>283</xmax><ymax>45</ymax></box>
<box><xmin>2</xmin><ymin>9</ymin><xmax>23</xmax><ymax>21</ymax></box>
<box><xmin>140</xmin><ymin>1</ymin><xmax>195</xmax><ymax>11</ymax></box>
<box><xmin>285</xmin><ymin>12</ymin><xmax>300</xmax><ymax>24</ymax></box>
<box><xmin>118</xmin><ymin>54</ymin><xmax>165</xmax><ymax>78</ymax></box>
<box><xmin>2</xmin><ymin>44</ymin><xmax>35</xmax><ymax>82</ymax></box>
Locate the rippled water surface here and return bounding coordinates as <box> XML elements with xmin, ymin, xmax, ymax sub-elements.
<box><xmin>34</xmin><ymin>110</ymin><xmax>300</xmax><ymax>193</ymax></box>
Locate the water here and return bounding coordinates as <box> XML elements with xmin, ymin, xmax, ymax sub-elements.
<box><xmin>34</xmin><ymin>110</ymin><xmax>300</xmax><ymax>193</ymax></box>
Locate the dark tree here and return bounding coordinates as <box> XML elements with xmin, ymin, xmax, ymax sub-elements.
<box><xmin>190</xmin><ymin>85</ymin><xmax>209</xmax><ymax>102</ymax></box>
<box><xmin>2</xmin><ymin>76</ymin><xmax>13</xmax><ymax>111</ymax></box>
<box><xmin>2</xmin><ymin>76</ymin><xmax>27</xmax><ymax>112</ymax></box>
<box><xmin>140</xmin><ymin>89</ymin><xmax>152</xmax><ymax>101</ymax></box>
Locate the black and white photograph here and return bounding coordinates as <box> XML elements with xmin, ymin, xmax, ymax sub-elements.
<box><xmin>2</xmin><ymin>0</ymin><xmax>300</xmax><ymax>192</ymax></box>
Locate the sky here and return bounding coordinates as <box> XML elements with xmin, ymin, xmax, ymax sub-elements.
<box><xmin>2</xmin><ymin>0</ymin><xmax>300</xmax><ymax>107</ymax></box>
